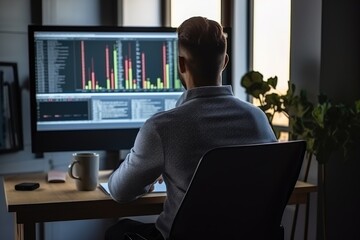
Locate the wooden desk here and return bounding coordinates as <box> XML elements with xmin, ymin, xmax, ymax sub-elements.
<box><xmin>3</xmin><ymin>171</ymin><xmax>317</xmax><ymax>240</ymax></box>
<box><xmin>288</xmin><ymin>180</ymin><xmax>317</xmax><ymax>205</ymax></box>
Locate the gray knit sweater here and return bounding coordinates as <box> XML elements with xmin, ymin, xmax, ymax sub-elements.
<box><xmin>108</xmin><ymin>85</ymin><xmax>277</xmax><ymax>239</ymax></box>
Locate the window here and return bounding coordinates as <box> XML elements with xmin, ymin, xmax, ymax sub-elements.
<box><xmin>170</xmin><ymin>0</ymin><xmax>221</xmax><ymax>27</ymax></box>
<box><xmin>122</xmin><ymin>0</ymin><xmax>161</xmax><ymax>26</ymax></box>
<box><xmin>251</xmin><ymin>0</ymin><xmax>291</xmax><ymax>139</ymax></box>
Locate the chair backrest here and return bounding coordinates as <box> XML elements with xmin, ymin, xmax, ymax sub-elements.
<box><xmin>169</xmin><ymin>140</ymin><xmax>306</xmax><ymax>240</ymax></box>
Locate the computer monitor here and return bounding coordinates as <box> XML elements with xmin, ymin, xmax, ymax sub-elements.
<box><xmin>28</xmin><ymin>25</ymin><xmax>232</xmax><ymax>154</ymax></box>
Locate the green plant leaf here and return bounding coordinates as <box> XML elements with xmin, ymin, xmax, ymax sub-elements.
<box><xmin>267</xmin><ymin>76</ymin><xmax>278</xmax><ymax>89</ymax></box>
<box><xmin>240</xmin><ymin>70</ymin><xmax>360</xmax><ymax>164</ymax></box>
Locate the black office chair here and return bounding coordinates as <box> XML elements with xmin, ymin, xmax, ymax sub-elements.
<box><xmin>126</xmin><ymin>140</ymin><xmax>306</xmax><ymax>240</ymax></box>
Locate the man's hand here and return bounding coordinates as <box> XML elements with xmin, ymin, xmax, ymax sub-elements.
<box><xmin>149</xmin><ymin>175</ymin><xmax>163</xmax><ymax>192</ymax></box>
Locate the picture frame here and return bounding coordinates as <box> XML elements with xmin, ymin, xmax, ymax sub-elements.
<box><xmin>0</xmin><ymin>62</ymin><xmax>23</xmax><ymax>153</ymax></box>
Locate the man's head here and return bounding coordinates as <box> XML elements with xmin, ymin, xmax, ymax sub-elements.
<box><xmin>177</xmin><ymin>16</ymin><xmax>229</xmax><ymax>89</ymax></box>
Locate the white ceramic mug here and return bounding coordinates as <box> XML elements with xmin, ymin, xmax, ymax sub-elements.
<box><xmin>68</xmin><ymin>152</ymin><xmax>99</xmax><ymax>191</ymax></box>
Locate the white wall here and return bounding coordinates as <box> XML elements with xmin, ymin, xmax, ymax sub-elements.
<box><xmin>121</xmin><ymin>0</ymin><xmax>161</xmax><ymax>26</ymax></box>
<box><xmin>0</xmin><ymin>1</ymin><xmax>34</xmax><ymax>238</ymax></box>
<box><xmin>42</xmin><ymin>0</ymin><xmax>100</xmax><ymax>25</ymax></box>
<box><xmin>232</xmin><ymin>0</ymin><xmax>248</xmax><ymax>101</ymax></box>
<box><xmin>0</xmin><ymin>1</ymin><xmax>113</xmax><ymax>239</ymax></box>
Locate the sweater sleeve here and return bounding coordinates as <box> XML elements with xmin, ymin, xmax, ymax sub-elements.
<box><xmin>108</xmin><ymin>120</ymin><xmax>164</xmax><ymax>203</ymax></box>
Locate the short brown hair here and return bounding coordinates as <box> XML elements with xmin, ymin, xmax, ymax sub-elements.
<box><xmin>177</xmin><ymin>16</ymin><xmax>227</xmax><ymax>83</ymax></box>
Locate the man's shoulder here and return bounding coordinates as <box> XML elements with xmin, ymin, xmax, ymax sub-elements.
<box><xmin>144</xmin><ymin>107</ymin><xmax>183</xmax><ymax>126</ymax></box>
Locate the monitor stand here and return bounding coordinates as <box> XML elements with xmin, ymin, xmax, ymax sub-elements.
<box><xmin>103</xmin><ymin>149</ymin><xmax>130</xmax><ymax>170</ymax></box>
<box><xmin>103</xmin><ymin>150</ymin><xmax>120</xmax><ymax>170</ymax></box>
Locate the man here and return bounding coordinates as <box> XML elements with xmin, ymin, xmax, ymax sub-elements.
<box><xmin>105</xmin><ymin>16</ymin><xmax>277</xmax><ymax>240</ymax></box>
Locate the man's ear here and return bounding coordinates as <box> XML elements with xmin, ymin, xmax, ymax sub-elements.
<box><xmin>178</xmin><ymin>56</ymin><xmax>186</xmax><ymax>73</ymax></box>
<box><xmin>222</xmin><ymin>54</ymin><xmax>229</xmax><ymax>71</ymax></box>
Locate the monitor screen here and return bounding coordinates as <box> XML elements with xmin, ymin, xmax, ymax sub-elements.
<box><xmin>28</xmin><ymin>25</ymin><xmax>232</xmax><ymax>154</ymax></box>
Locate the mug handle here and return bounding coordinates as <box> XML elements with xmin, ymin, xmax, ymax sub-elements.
<box><xmin>68</xmin><ymin>160</ymin><xmax>81</xmax><ymax>180</ymax></box>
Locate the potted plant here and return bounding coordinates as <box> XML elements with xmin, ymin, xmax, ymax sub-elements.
<box><xmin>240</xmin><ymin>70</ymin><xmax>360</xmax><ymax>239</ymax></box>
